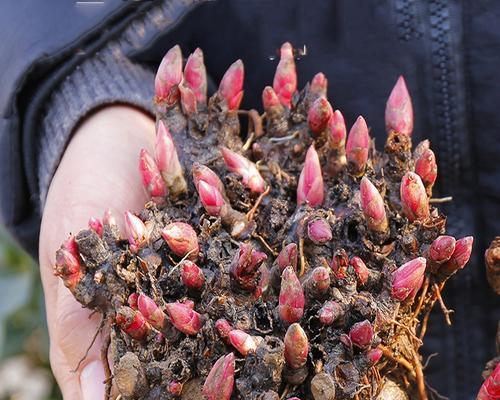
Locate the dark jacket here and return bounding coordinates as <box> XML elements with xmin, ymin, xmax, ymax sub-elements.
<box><xmin>0</xmin><ymin>1</ymin><xmax>498</xmax><ymax>398</ymax></box>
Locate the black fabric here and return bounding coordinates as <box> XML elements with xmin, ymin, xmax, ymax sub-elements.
<box><xmin>0</xmin><ymin>0</ymin><xmax>499</xmax><ymax>398</ymax></box>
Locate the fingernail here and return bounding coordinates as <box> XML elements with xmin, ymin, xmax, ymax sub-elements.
<box><xmin>81</xmin><ymin>360</ymin><xmax>105</xmax><ymax>400</ymax></box>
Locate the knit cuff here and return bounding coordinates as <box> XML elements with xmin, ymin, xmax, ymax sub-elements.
<box><xmin>37</xmin><ymin>43</ymin><xmax>155</xmax><ymax>207</ymax></box>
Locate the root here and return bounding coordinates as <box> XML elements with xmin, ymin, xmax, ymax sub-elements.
<box><xmin>253</xmin><ymin>232</ymin><xmax>277</xmax><ymax>256</ymax></box>
<box><xmin>419</xmin><ymin>309</ymin><xmax>432</xmax><ymax>340</ymax></box>
<box><xmin>412</xmin><ymin>276</ymin><xmax>430</xmax><ymax>319</ymax></box>
<box><xmin>71</xmin><ymin>317</ymin><xmax>105</xmax><ymax>373</ymax></box>
<box><xmin>298</xmin><ymin>237</ymin><xmax>306</xmax><ymax>277</ymax></box>
<box><xmin>412</xmin><ymin>350</ymin><xmax>428</xmax><ymax>400</ymax></box>
<box><xmin>280</xmin><ymin>384</ymin><xmax>293</xmax><ymax>400</ymax></box>
<box><xmin>246</xmin><ymin>186</ymin><xmax>270</xmax><ymax>221</ymax></box>
<box><xmin>429</xmin><ymin>196</ymin><xmax>452</xmax><ymax>204</ymax></box>
<box><xmin>101</xmin><ymin>318</ymin><xmax>112</xmax><ymax>400</ymax></box>
<box><xmin>433</xmin><ymin>283</ymin><xmax>453</xmax><ymax>325</ymax></box>
<box><xmin>379</xmin><ymin>345</ymin><xmax>415</xmax><ymax>377</ymax></box>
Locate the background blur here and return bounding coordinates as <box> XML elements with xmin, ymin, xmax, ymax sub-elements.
<box><xmin>0</xmin><ymin>230</ymin><xmax>61</xmax><ymax>400</ymax></box>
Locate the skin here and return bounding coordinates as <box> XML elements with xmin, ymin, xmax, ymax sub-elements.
<box><xmin>39</xmin><ymin>106</ymin><xmax>155</xmax><ymax>399</ymax></box>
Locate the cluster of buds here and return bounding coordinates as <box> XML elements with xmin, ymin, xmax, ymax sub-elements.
<box><xmin>229</xmin><ymin>243</ymin><xmax>267</xmax><ymax>291</ymax></box>
<box><xmin>279</xmin><ymin>266</ymin><xmax>305</xmax><ymax>324</ymax></box>
<box><xmin>164</xmin><ymin>302</ymin><xmax>203</xmax><ymax>335</ymax></box>
<box><xmin>220</xmin><ymin>147</ymin><xmax>266</xmax><ymax>193</ymax></box>
<box><xmin>116</xmin><ymin>306</ymin><xmax>151</xmax><ymax>341</ymax></box>
<box><xmin>391</xmin><ymin>257</ymin><xmax>426</xmax><ymax>301</ymax></box>
<box><xmin>385</xmin><ymin>75</ymin><xmax>413</xmax><ymax>136</ymax></box>
<box><xmin>161</xmin><ymin>222</ymin><xmax>199</xmax><ymax>260</ymax></box>
<box><xmin>345</xmin><ymin>116</ymin><xmax>370</xmax><ymax>176</ymax></box>
<box><xmin>297</xmin><ymin>145</ymin><xmax>324</xmax><ymax>207</ymax></box>
<box><xmin>438</xmin><ymin>236</ymin><xmax>474</xmax><ymax>278</ymax></box>
<box><xmin>54</xmin><ymin>236</ymin><xmax>83</xmax><ymax>292</ymax></box>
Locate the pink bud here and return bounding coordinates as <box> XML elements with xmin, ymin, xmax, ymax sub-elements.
<box><xmin>179</xmin><ymin>83</ymin><xmax>198</xmax><ymax>115</ymax></box>
<box><xmin>155</xmin><ymin>45</ymin><xmax>183</xmax><ymax>105</ymax></box>
<box><xmin>360</xmin><ymin>177</ymin><xmax>388</xmax><ymax>233</ymax></box>
<box><xmin>310</xmin><ymin>267</ymin><xmax>331</xmax><ymax>294</ymax></box>
<box><xmin>164</xmin><ymin>303</ymin><xmax>203</xmax><ymax>336</ymax></box>
<box><xmin>391</xmin><ymin>257</ymin><xmax>427</xmax><ymax>301</ymax></box>
<box><xmin>413</xmin><ymin>140</ymin><xmax>430</xmax><ymax>160</ymax></box>
<box><xmin>477</xmin><ymin>361</ymin><xmax>500</xmax><ymax>400</ymax></box>
<box><xmin>439</xmin><ymin>236</ymin><xmax>474</xmax><ymax>276</ymax></box>
<box><xmin>385</xmin><ymin>76</ymin><xmax>413</xmax><ymax>136</ymax></box>
<box><xmin>346</xmin><ymin>116</ymin><xmax>370</xmax><ymax>176</ymax></box>
<box><xmin>221</xmin><ymin>147</ymin><xmax>266</xmax><ymax>193</ymax></box>
<box><xmin>230</xmin><ymin>243</ymin><xmax>267</xmax><ymax>291</ymax></box>
<box><xmin>137</xmin><ymin>293</ymin><xmax>166</xmax><ymax>331</ymax></box>
<box><xmin>279</xmin><ymin>266</ymin><xmax>305</xmax><ymax>324</ymax></box>
<box><xmin>197</xmin><ymin>180</ymin><xmax>226</xmax><ymax>216</ymax></box>
<box><xmin>116</xmin><ymin>306</ymin><xmax>150</xmax><ymax>341</ymax></box>
<box><xmin>276</xmin><ymin>243</ymin><xmax>298</xmax><ymax>272</ymax></box>
<box><xmin>103</xmin><ymin>209</ymin><xmax>118</xmax><ymax>229</ymax></box>
<box><xmin>161</xmin><ymin>222</ymin><xmax>199</xmax><ymax>260</ymax></box>
<box><xmin>228</xmin><ymin>329</ymin><xmax>258</xmax><ymax>356</ymax></box>
<box><xmin>128</xmin><ymin>293</ymin><xmax>139</xmax><ymax>310</ymax></box>
<box><xmin>319</xmin><ymin>301</ymin><xmax>343</xmax><ymax>325</ymax></box>
<box><xmin>331</xmin><ymin>249</ymin><xmax>349</xmax><ymax>280</ymax></box>
<box><xmin>308</xmin><ymin>97</ymin><xmax>333</xmax><ymax>135</ymax></box>
<box><xmin>155</xmin><ymin>121</ymin><xmax>186</xmax><ymax>196</ymax></box>
<box><xmin>400</xmin><ymin>172</ymin><xmax>430</xmax><ymax>222</ymax></box>
<box><xmin>367</xmin><ymin>348</ymin><xmax>383</xmax><ymax>365</ymax></box>
<box><xmin>297</xmin><ymin>145</ymin><xmax>324</xmax><ymax>207</ymax></box>
<box><xmin>349</xmin><ymin>320</ymin><xmax>374</xmax><ymax>348</ymax></box>
<box><xmin>284</xmin><ymin>323</ymin><xmax>309</xmax><ymax>369</ymax></box>
<box><xmin>350</xmin><ymin>256</ymin><xmax>369</xmax><ymax>286</ymax></box>
<box><xmin>168</xmin><ymin>381</ymin><xmax>183</xmax><ymax>396</ymax></box>
<box><xmin>139</xmin><ymin>148</ymin><xmax>168</xmax><ymax>198</ymax></box>
<box><xmin>328</xmin><ymin>110</ymin><xmax>347</xmax><ymax>149</ymax></box>
<box><xmin>219</xmin><ymin>60</ymin><xmax>244</xmax><ymax>110</ymax></box>
<box><xmin>54</xmin><ymin>240</ymin><xmax>82</xmax><ymax>292</ymax></box>
<box><xmin>415</xmin><ymin>148</ymin><xmax>438</xmax><ymax>188</ymax></box>
<box><xmin>124</xmin><ymin>211</ymin><xmax>148</xmax><ymax>253</ymax></box>
<box><xmin>88</xmin><ymin>217</ymin><xmax>103</xmax><ymax>236</ymax></box>
<box><xmin>62</xmin><ymin>235</ymin><xmax>79</xmax><ymax>257</ymax></box>
<box><xmin>215</xmin><ymin>319</ymin><xmax>232</xmax><ymax>340</ymax></box>
<box><xmin>307</xmin><ymin>219</ymin><xmax>332</xmax><ymax>245</ymax></box>
<box><xmin>181</xmin><ymin>299</ymin><xmax>195</xmax><ymax>309</ymax></box>
<box><xmin>203</xmin><ymin>353</ymin><xmax>235</xmax><ymax>400</ymax></box>
<box><xmin>429</xmin><ymin>235</ymin><xmax>456</xmax><ymax>264</ymax></box>
<box><xmin>273</xmin><ymin>42</ymin><xmax>297</xmax><ymax>107</ymax></box>
<box><xmin>192</xmin><ymin>163</ymin><xmax>226</xmax><ymax>195</ymax></box>
<box><xmin>310</xmin><ymin>72</ymin><xmax>328</xmax><ymax>97</ymax></box>
<box><xmin>262</xmin><ymin>86</ymin><xmax>281</xmax><ymax>111</ymax></box>
<box><xmin>183</xmin><ymin>48</ymin><xmax>207</xmax><ymax>104</ymax></box>
<box><xmin>181</xmin><ymin>260</ymin><xmax>205</xmax><ymax>289</ymax></box>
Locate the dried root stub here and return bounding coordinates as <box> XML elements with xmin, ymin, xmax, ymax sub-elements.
<box><xmin>54</xmin><ymin>42</ymin><xmax>474</xmax><ymax>400</ymax></box>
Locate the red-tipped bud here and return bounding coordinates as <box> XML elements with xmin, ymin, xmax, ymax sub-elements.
<box><xmin>391</xmin><ymin>257</ymin><xmax>427</xmax><ymax>301</ymax></box>
<box><xmin>181</xmin><ymin>260</ymin><xmax>205</xmax><ymax>289</ymax></box>
<box><xmin>284</xmin><ymin>323</ymin><xmax>309</xmax><ymax>369</ymax></box>
<box><xmin>103</xmin><ymin>209</ymin><xmax>118</xmax><ymax>229</ymax></box>
<box><xmin>331</xmin><ymin>249</ymin><xmax>349</xmax><ymax>280</ymax></box>
<box><xmin>62</xmin><ymin>235</ymin><xmax>79</xmax><ymax>257</ymax></box>
<box><xmin>439</xmin><ymin>236</ymin><xmax>474</xmax><ymax>276</ymax></box>
<box><xmin>164</xmin><ymin>303</ymin><xmax>203</xmax><ymax>336</ymax></box>
<box><xmin>54</xmin><ymin>240</ymin><xmax>82</xmax><ymax>291</ymax></box>
<box><xmin>228</xmin><ymin>330</ymin><xmax>258</xmax><ymax>356</ymax></box>
<box><xmin>276</xmin><ymin>243</ymin><xmax>298</xmax><ymax>272</ymax></box>
<box><xmin>215</xmin><ymin>319</ymin><xmax>232</xmax><ymax>340</ymax></box>
<box><xmin>360</xmin><ymin>177</ymin><xmax>388</xmax><ymax>233</ymax></box>
<box><xmin>181</xmin><ymin>299</ymin><xmax>195</xmax><ymax>309</ymax></box>
<box><xmin>400</xmin><ymin>172</ymin><xmax>430</xmax><ymax>222</ymax></box>
<box><xmin>161</xmin><ymin>222</ymin><xmax>199</xmax><ymax>260</ymax></box>
<box><xmin>139</xmin><ymin>148</ymin><xmax>168</xmax><ymax>198</ymax></box>
<box><xmin>124</xmin><ymin>211</ymin><xmax>148</xmax><ymax>253</ymax></box>
<box><xmin>308</xmin><ymin>97</ymin><xmax>333</xmax><ymax>135</ymax></box>
<box><xmin>310</xmin><ymin>72</ymin><xmax>328</xmax><ymax>98</ymax></box>
<box><xmin>197</xmin><ymin>180</ymin><xmax>226</xmax><ymax>216</ymax></box>
<box><xmin>349</xmin><ymin>320</ymin><xmax>374</xmax><ymax>349</ymax></box>
<box><xmin>203</xmin><ymin>353</ymin><xmax>235</xmax><ymax>400</ymax></box>
<box><xmin>350</xmin><ymin>256</ymin><xmax>369</xmax><ymax>286</ymax></box>
<box><xmin>262</xmin><ymin>86</ymin><xmax>281</xmax><ymax>111</ymax></box>
<box><xmin>192</xmin><ymin>163</ymin><xmax>226</xmax><ymax>194</ymax></box>
<box><xmin>367</xmin><ymin>348</ymin><xmax>383</xmax><ymax>365</ymax></box>
<box><xmin>346</xmin><ymin>116</ymin><xmax>370</xmax><ymax>176</ymax></box>
<box><xmin>429</xmin><ymin>235</ymin><xmax>456</xmax><ymax>264</ymax></box>
<box><xmin>128</xmin><ymin>293</ymin><xmax>139</xmax><ymax>310</ymax></box>
<box><xmin>168</xmin><ymin>381</ymin><xmax>183</xmax><ymax>396</ymax></box>
<box><xmin>319</xmin><ymin>301</ymin><xmax>343</xmax><ymax>325</ymax></box>
<box><xmin>413</xmin><ymin>140</ymin><xmax>430</xmax><ymax>160</ymax></box>
<box><xmin>415</xmin><ymin>148</ymin><xmax>438</xmax><ymax>188</ymax></box>
<box><xmin>88</xmin><ymin>217</ymin><xmax>103</xmax><ymax>236</ymax></box>
<box><xmin>310</xmin><ymin>267</ymin><xmax>331</xmax><ymax>294</ymax></box>
<box><xmin>279</xmin><ymin>266</ymin><xmax>305</xmax><ymax>324</ymax></box>
<box><xmin>219</xmin><ymin>60</ymin><xmax>244</xmax><ymax>110</ymax></box>
<box><xmin>179</xmin><ymin>83</ymin><xmax>198</xmax><ymax>115</ymax></box>
<box><xmin>221</xmin><ymin>147</ymin><xmax>266</xmax><ymax>193</ymax></box>
<box><xmin>155</xmin><ymin>121</ymin><xmax>187</xmax><ymax>196</ymax></box>
<box><xmin>385</xmin><ymin>76</ymin><xmax>413</xmax><ymax>136</ymax></box>
<box><xmin>307</xmin><ymin>219</ymin><xmax>332</xmax><ymax>245</ymax></box>
<box><xmin>183</xmin><ymin>48</ymin><xmax>207</xmax><ymax>104</ymax></box>
<box><xmin>116</xmin><ymin>306</ymin><xmax>150</xmax><ymax>341</ymax></box>
<box><xmin>273</xmin><ymin>42</ymin><xmax>297</xmax><ymax>107</ymax></box>
<box><xmin>477</xmin><ymin>362</ymin><xmax>500</xmax><ymax>400</ymax></box>
<box><xmin>297</xmin><ymin>145</ymin><xmax>324</xmax><ymax>207</ymax></box>
<box><xmin>137</xmin><ymin>294</ymin><xmax>166</xmax><ymax>331</ymax></box>
<box><xmin>230</xmin><ymin>243</ymin><xmax>268</xmax><ymax>291</ymax></box>
<box><xmin>155</xmin><ymin>45</ymin><xmax>183</xmax><ymax>105</ymax></box>
<box><xmin>328</xmin><ymin>110</ymin><xmax>347</xmax><ymax>149</ymax></box>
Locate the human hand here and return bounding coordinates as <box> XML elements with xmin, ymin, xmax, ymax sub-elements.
<box><xmin>39</xmin><ymin>106</ymin><xmax>155</xmax><ymax>399</ymax></box>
